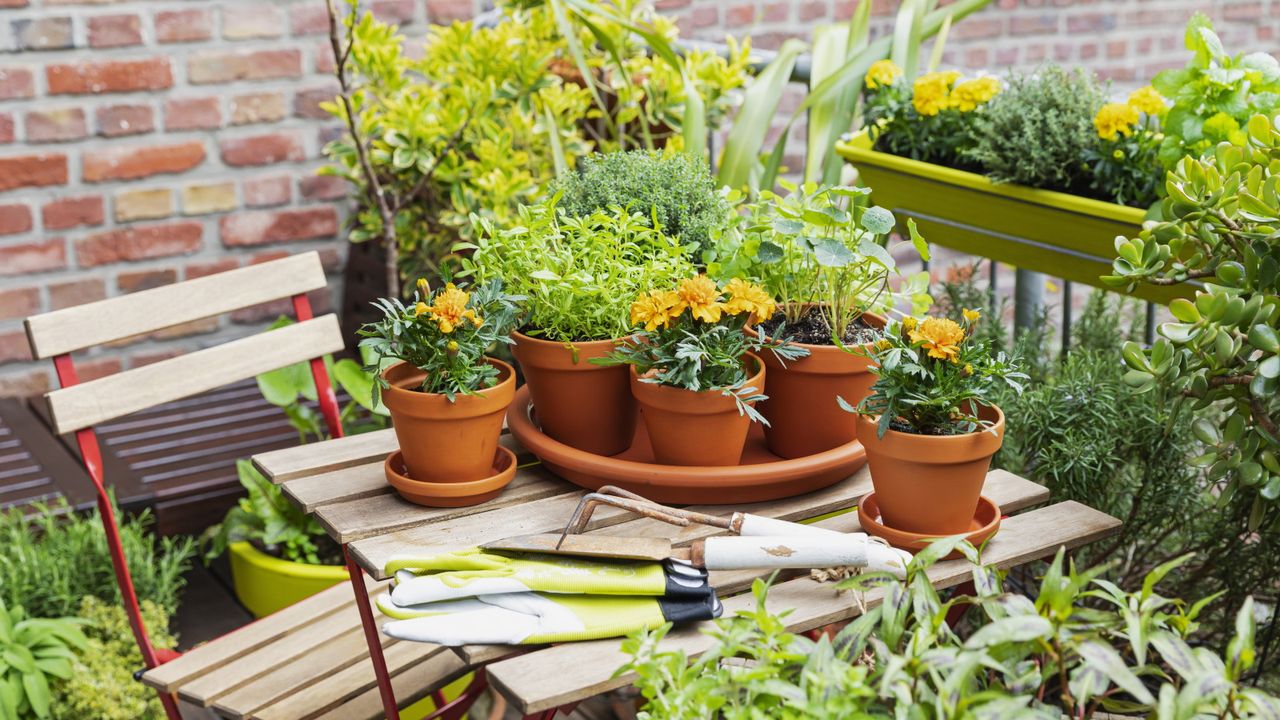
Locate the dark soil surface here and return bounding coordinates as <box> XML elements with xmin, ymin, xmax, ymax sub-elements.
<box><xmin>761</xmin><ymin>306</ymin><xmax>882</xmax><ymax>346</ymax></box>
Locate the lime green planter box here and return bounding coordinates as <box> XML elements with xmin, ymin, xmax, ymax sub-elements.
<box><xmin>836</xmin><ymin>131</ymin><xmax>1187</xmax><ymax>305</ymax></box>
<box><xmin>228</xmin><ymin>541</ymin><xmax>347</xmax><ymax>618</ymax></box>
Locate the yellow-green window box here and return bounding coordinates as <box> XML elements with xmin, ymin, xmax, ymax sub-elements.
<box><xmin>836</xmin><ymin>131</ymin><xmax>1188</xmax><ymax>304</ymax></box>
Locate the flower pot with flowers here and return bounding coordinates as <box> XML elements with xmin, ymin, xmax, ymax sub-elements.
<box><xmin>464</xmin><ymin>196</ymin><xmax>694</xmax><ymax>456</ymax></box>
<box><xmin>852</xmin><ymin>310</ymin><xmax>1027</xmax><ymax>537</ymax></box>
<box><xmin>597</xmin><ymin>275</ymin><xmax>807</xmax><ymax>467</ymax></box>
<box><xmin>359</xmin><ymin>277</ymin><xmax>523</xmax><ymax>506</ymax></box>
<box><xmin>711</xmin><ymin>182</ymin><xmax>930</xmax><ymax>459</ymax></box>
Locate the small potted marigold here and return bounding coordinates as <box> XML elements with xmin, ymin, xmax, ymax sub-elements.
<box><xmin>359</xmin><ymin>278</ymin><xmax>522</xmax><ymax>503</ymax></box>
<box><xmin>851</xmin><ymin>310</ymin><xmax>1026</xmax><ymax>535</ymax></box>
<box><xmin>598</xmin><ymin>275</ymin><xmax>807</xmax><ymax>466</ymax></box>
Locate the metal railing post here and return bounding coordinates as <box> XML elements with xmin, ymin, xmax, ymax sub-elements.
<box><xmin>1013</xmin><ymin>268</ymin><xmax>1045</xmax><ymax>338</ymax></box>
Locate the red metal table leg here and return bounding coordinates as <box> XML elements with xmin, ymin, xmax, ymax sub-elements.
<box><xmin>346</xmin><ymin>547</ymin><xmax>400</xmax><ymax>720</ymax></box>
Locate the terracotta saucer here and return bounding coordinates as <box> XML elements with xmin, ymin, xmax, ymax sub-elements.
<box><xmin>857</xmin><ymin>492</ymin><xmax>1001</xmax><ymax>558</ymax></box>
<box><xmin>506</xmin><ymin>385</ymin><xmax>866</xmax><ymax>504</ymax></box>
<box><xmin>383</xmin><ymin>446</ymin><xmax>516</xmax><ymax>508</ymax></box>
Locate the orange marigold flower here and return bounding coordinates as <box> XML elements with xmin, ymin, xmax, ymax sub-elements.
<box><xmin>722</xmin><ymin>278</ymin><xmax>776</xmax><ymax>324</ymax></box>
<box><xmin>631</xmin><ymin>289</ymin><xmax>680</xmax><ymax>331</ymax></box>
<box><xmin>909</xmin><ymin>317</ymin><xmax>965</xmax><ymax>362</ymax></box>
<box><xmin>420</xmin><ymin>283</ymin><xmax>479</xmax><ymax>334</ymax></box>
<box><xmin>673</xmin><ymin>275</ymin><xmax>724</xmax><ymax>324</ymax></box>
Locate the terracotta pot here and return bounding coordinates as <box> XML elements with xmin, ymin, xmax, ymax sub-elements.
<box><xmin>380</xmin><ymin>358</ymin><xmax>515</xmax><ymax>483</ymax></box>
<box><xmin>758</xmin><ymin>309</ymin><xmax>886</xmax><ymax>459</ymax></box>
<box><xmin>630</xmin><ymin>354</ymin><xmax>764</xmax><ymax>467</ymax></box>
<box><xmin>511</xmin><ymin>331</ymin><xmax>636</xmax><ymax>456</ymax></box>
<box><xmin>855</xmin><ymin>403</ymin><xmax>1004</xmax><ymax>535</ymax></box>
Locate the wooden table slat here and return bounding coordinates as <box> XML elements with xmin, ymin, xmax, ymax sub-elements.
<box><xmin>487</xmin><ymin>500</ymin><xmax>1121</xmax><ymax>714</ymax></box>
<box><xmin>310</xmin><ymin>649</ymin><xmax>470</xmax><ymax>720</ymax></box>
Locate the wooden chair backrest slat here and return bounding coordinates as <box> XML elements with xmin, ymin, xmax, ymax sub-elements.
<box><xmin>24</xmin><ymin>252</ymin><xmax>327</xmax><ymax>360</ymax></box>
<box><xmin>45</xmin><ymin>314</ymin><xmax>345</xmax><ymax>435</ymax></box>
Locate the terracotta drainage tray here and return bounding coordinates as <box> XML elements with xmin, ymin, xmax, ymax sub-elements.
<box><xmin>506</xmin><ymin>386</ymin><xmax>867</xmax><ymax>505</ymax></box>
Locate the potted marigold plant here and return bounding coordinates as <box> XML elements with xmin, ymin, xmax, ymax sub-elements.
<box><xmin>598</xmin><ymin>275</ymin><xmax>806</xmax><ymax>466</ymax></box>
<box><xmin>853</xmin><ymin>310</ymin><xmax>1026</xmax><ymax>535</ymax></box>
<box><xmin>465</xmin><ymin>195</ymin><xmax>695</xmax><ymax>457</ymax></box>
<box><xmin>712</xmin><ymin>182</ymin><xmax>929</xmax><ymax>459</ymax></box>
<box><xmin>838</xmin><ymin>61</ymin><xmax>1183</xmax><ymax>303</ymax></box>
<box><xmin>359</xmin><ymin>278</ymin><xmax>522</xmax><ymax>503</ymax></box>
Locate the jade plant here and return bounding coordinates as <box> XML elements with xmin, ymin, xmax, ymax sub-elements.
<box><xmin>1105</xmin><ymin>113</ymin><xmax>1280</xmax><ymax>523</ymax></box>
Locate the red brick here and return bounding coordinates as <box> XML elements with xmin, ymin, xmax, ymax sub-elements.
<box><xmin>220</xmin><ymin>207</ymin><xmax>338</xmax><ymax>246</ymax></box>
<box><xmin>0</xmin><ymin>68</ymin><xmax>35</xmax><ymax>100</ymax></box>
<box><xmin>0</xmin><ymin>154</ymin><xmax>68</xmax><ymax>191</ymax></box>
<box><xmin>152</xmin><ymin>317</ymin><xmax>221</xmax><ymax>339</ymax></box>
<box><xmin>83</xmin><ymin>141</ymin><xmax>205</xmax><ymax>182</ymax></box>
<box><xmin>155</xmin><ymin>8</ymin><xmax>212</xmax><ymax>43</ymax></box>
<box><xmin>13</xmin><ymin>17</ymin><xmax>74</xmax><ymax>51</ymax></box>
<box><xmin>314</xmin><ymin>41</ymin><xmax>336</xmax><ymax>73</ymax></box>
<box><xmin>290</xmin><ymin>2</ymin><xmax>329</xmax><ymax>35</ymax></box>
<box><xmin>46</xmin><ymin>58</ymin><xmax>172</xmax><ymax>95</ymax></box>
<box><xmin>76</xmin><ymin>357</ymin><xmax>122</xmax><ymax>383</ymax></box>
<box><xmin>426</xmin><ymin>0</ymin><xmax>472</xmax><ymax>22</ymax></box>
<box><xmin>797</xmin><ymin>1</ymin><xmax>827</xmax><ymax>21</ymax></box>
<box><xmin>1106</xmin><ymin>40</ymin><xmax>1127</xmax><ymax>59</ymax></box>
<box><xmin>243</xmin><ymin>175</ymin><xmax>292</xmax><ymax>207</ymax></box>
<box><xmin>165</xmin><ymin>97</ymin><xmax>222</xmax><ymax>131</ymax></box>
<box><xmin>88</xmin><ymin>14</ymin><xmax>142</xmax><ymax>47</ymax></box>
<box><xmin>1010</xmin><ymin>15</ymin><xmax>1057</xmax><ymax>34</ymax></box>
<box><xmin>75</xmin><ymin>222</ymin><xmax>203</xmax><ymax>267</ymax></box>
<box><xmin>760</xmin><ymin>2</ymin><xmax>789</xmax><ymax>21</ymax></box>
<box><xmin>185</xmin><ymin>258</ymin><xmax>239</xmax><ymax>279</ymax></box>
<box><xmin>299</xmin><ymin>174</ymin><xmax>346</xmax><ymax>201</ymax></box>
<box><xmin>0</xmin><ymin>114</ymin><xmax>13</xmax><ymax>144</ymax></box>
<box><xmin>42</xmin><ymin>196</ymin><xmax>104</xmax><ymax>231</ymax></box>
<box><xmin>725</xmin><ymin>4</ymin><xmax>754</xmax><ymax>26</ymax></box>
<box><xmin>223</xmin><ymin>5</ymin><xmax>284</xmax><ymax>39</ymax></box>
<box><xmin>294</xmin><ymin>85</ymin><xmax>338</xmax><ymax>119</ymax></box>
<box><xmin>24</xmin><ymin>108</ymin><xmax>87</xmax><ymax>142</ymax></box>
<box><xmin>372</xmin><ymin>0</ymin><xmax>415</xmax><ymax>24</ymax></box>
<box><xmin>0</xmin><ymin>239</ymin><xmax>66</xmax><ymax>276</ymax></box>
<box><xmin>219</xmin><ymin>132</ymin><xmax>305</xmax><ymax>167</ymax></box>
<box><xmin>117</xmin><ymin>268</ymin><xmax>177</xmax><ymax>294</ymax></box>
<box><xmin>130</xmin><ymin>349</ymin><xmax>185</xmax><ymax>368</ymax></box>
<box><xmin>0</xmin><ymin>371</ymin><xmax>51</xmax><ymax>398</ymax></box>
<box><xmin>953</xmin><ymin>17</ymin><xmax>1003</xmax><ymax>39</ymax></box>
<box><xmin>0</xmin><ymin>331</ymin><xmax>32</xmax><ymax>363</ymax></box>
<box><xmin>49</xmin><ymin>277</ymin><xmax>106</xmax><ymax>309</ymax></box>
<box><xmin>230</xmin><ymin>92</ymin><xmax>286</xmax><ymax>125</ymax></box>
<box><xmin>655</xmin><ymin>0</ymin><xmax>691</xmax><ymax>7</ymax></box>
<box><xmin>187</xmin><ymin>49</ymin><xmax>301</xmax><ymax>84</ymax></box>
<box><xmin>95</xmin><ymin>104</ymin><xmax>154</xmax><ymax>137</ymax></box>
<box><xmin>0</xmin><ymin>287</ymin><xmax>40</xmax><ymax>321</ymax></box>
<box><xmin>0</xmin><ymin>203</ymin><xmax>33</xmax><ymax>236</ymax></box>
<box><xmin>0</xmin><ymin>0</ymin><xmax>30</xmax><ymax>7</ymax></box>
<box><xmin>1066</xmin><ymin>13</ymin><xmax>1115</xmax><ymax>32</ymax></box>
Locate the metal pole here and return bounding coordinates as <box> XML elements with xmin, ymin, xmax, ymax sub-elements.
<box><xmin>1013</xmin><ymin>268</ymin><xmax>1045</xmax><ymax>338</ymax></box>
<box><xmin>1061</xmin><ymin>280</ymin><xmax>1072</xmax><ymax>354</ymax></box>
<box><xmin>1145</xmin><ymin>302</ymin><xmax>1157</xmax><ymax>345</ymax></box>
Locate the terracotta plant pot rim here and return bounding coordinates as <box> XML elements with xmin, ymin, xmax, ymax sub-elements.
<box><xmin>629</xmin><ymin>353</ymin><xmax>764</xmax><ymax>415</ymax></box>
<box><xmin>512</xmin><ymin>330</ymin><xmax>626</xmax><ymax>368</ymax></box>
<box><xmin>380</xmin><ymin>357</ymin><xmax>515</xmax><ymax>419</ymax></box>
<box><xmin>384</xmin><ymin>446</ymin><xmax>517</xmax><ymax>496</ymax></box>
<box><xmin>855</xmin><ymin>403</ymin><xmax>1005</xmax><ymax>463</ymax></box>
<box><xmin>858</xmin><ymin>491</ymin><xmax>1001</xmax><ymax>555</ymax></box>
<box><xmin>757</xmin><ymin>306</ymin><xmax>886</xmax><ymax>374</ymax></box>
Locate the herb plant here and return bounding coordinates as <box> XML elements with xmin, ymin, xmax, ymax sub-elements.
<box><xmin>1105</xmin><ymin>113</ymin><xmax>1280</xmax><ymax>521</ymax></box>
<box><xmin>552</xmin><ymin>150</ymin><xmax>733</xmax><ymax>255</ymax></box>
<box><xmin>204</xmin><ymin>460</ymin><xmax>339</xmax><ymax>566</ymax></box>
<box><xmin>1153</xmin><ymin>13</ymin><xmax>1280</xmax><ymax>167</ymax></box>
<box><xmin>598</xmin><ymin>275</ymin><xmax>807</xmax><ymax>423</ymax></box>
<box><xmin>463</xmin><ymin>201</ymin><xmax>693</xmax><ymax>343</ymax></box>
<box><xmin>359</xmin><ymin>278</ymin><xmax>522</xmax><ymax>400</ymax></box>
<box><xmin>0</xmin><ymin>599</ymin><xmax>87</xmax><ymax>720</ymax></box>
<box><xmin>0</xmin><ymin>501</ymin><xmax>194</xmax><ymax>619</ymax></box>
<box><xmin>856</xmin><ymin>310</ymin><xmax>1027</xmax><ymax>437</ymax></box>
<box><xmin>621</xmin><ymin>545</ymin><xmax>1280</xmax><ymax>719</ymax></box>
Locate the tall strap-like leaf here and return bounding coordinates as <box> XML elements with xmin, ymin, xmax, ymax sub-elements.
<box><xmin>717</xmin><ymin>38</ymin><xmax>808</xmax><ymax>191</ymax></box>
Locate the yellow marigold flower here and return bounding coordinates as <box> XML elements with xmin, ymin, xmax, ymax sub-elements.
<box><xmin>962</xmin><ymin>308</ymin><xmax>981</xmax><ymax>323</ymax></box>
<box><xmin>416</xmin><ymin>278</ymin><xmax>430</xmax><ymax>295</ymax></box>
<box><xmin>673</xmin><ymin>275</ymin><xmax>724</xmax><ymax>324</ymax></box>
<box><xmin>422</xmin><ymin>283</ymin><xmax>475</xmax><ymax>334</ymax></box>
<box><xmin>909</xmin><ymin>317</ymin><xmax>966</xmax><ymax>362</ymax></box>
<box><xmin>949</xmin><ymin>76</ymin><xmax>1000</xmax><ymax>112</ymax></box>
<box><xmin>912</xmin><ymin>72</ymin><xmax>958</xmax><ymax>117</ymax></box>
<box><xmin>963</xmin><ymin>363</ymin><xmax>974</xmax><ymax>376</ymax></box>
<box><xmin>414</xmin><ymin>301</ymin><xmax>430</xmax><ymax>317</ymax></box>
<box><xmin>901</xmin><ymin>316</ymin><xmax>918</xmax><ymax>332</ymax></box>
<box><xmin>1112</xmin><ymin>149</ymin><xmax>1125</xmax><ymax>160</ymax></box>
<box><xmin>631</xmin><ymin>289</ymin><xmax>680</xmax><ymax>331</ymax></box>
<box><xmin>1127</xmin><ymin>85</ymin><xmax>1166</xmax><ymax>115</ymax></box>
<box><xmin>722</xmin><ymin>278</ymin><xmax>776</xmax><ymax>324</ymax></box>
<box><xmin>1094</xmin><ymin>102</ymin><xmax>1140</xmax><ymax>140</ymax></box>
<box><xmin>865</xmin><ymin>59</ymin><xmax>901</xmax><ymax>89</ymax></box>
<box><xmin>875</xmin><ymin>338</ymin><xmax>893</xmax><ymax>351</ymax></box>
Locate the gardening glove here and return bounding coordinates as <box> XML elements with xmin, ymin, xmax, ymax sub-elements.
<box><xmin>385</xmin><ymin>548</ymin><xmax>711</xmax><ymax>606</ymax></box>
<box><xmin>378</xmin><ymin>590</ymin><xmax>722</xmax><ymax>646</ymax></box>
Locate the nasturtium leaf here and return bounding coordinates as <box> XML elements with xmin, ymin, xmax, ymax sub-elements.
<box><xmin>812</xmin><ymin>238</ymin><xmax>856</xmax><ymax>267</ymax></box>
<box><xmin>861</xmin><ymin>206</ymin><xmax>895</xmax><ymax>235</ymax></box>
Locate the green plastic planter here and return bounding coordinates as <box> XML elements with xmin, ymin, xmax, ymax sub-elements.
<box><xmin>836</xmin><ymin>131</ymin><xmax>1187</xmax><ymax>304</ymax></box>
<box><xmin>227</xmin><ymin>541</ymin><xmax>346</xmax><ymax>618</ymax></box>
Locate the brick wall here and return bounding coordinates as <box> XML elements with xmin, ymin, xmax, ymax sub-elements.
<box><xmin>0</xmin><ymin>0</ymin><xmax>1276</xmax><ymax>397</ymax></box>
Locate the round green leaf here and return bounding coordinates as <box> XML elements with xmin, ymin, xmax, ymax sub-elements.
<box><xmin>861</xmin><ymin>206</ymin><xmax>895</xmax><ymax>235</ymax></box>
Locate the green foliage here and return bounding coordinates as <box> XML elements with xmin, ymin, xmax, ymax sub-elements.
<box><xmin>710</xmin><ymin>182</ymin><xmax>930</xmax><ymax>340</ymax></box>
<box><xmin>858</xmin><ymin>312</ymin><xmax>1027</xmax><ymax>437</ymax></box>
<box><xmin>552</xmin><ymin>150</ymin><xmax>732</xmax><ymax>255</ymax></box>
<box><xmin>864</xmin><ymin>68</ymin><xmax>993</xmax><ymax>168</ymax></box>
<box><xmin>463</xmin><ymin>200</ymin><xmax>693</xmax><ymax>343</ymax></box>
<box><xmin>0</xmin><ymin>599</ymin><xmax>86</xmax><ymax>720</ymax></box>
<box><xmin>204</xmin><ymin>460</ymin><xmax>338</xmax><ymax>566</ymax></box>
<box><xmin>1153</xmin><ymin>14</ymin><xmax>1280</xmax><ymax>167</ymax></box>
<box><xmin>50</xmin><ymin>597</ymin><xmax>175</xmax><ymax>720</ymax></box>
<box><xmin>1084</xmin><ymin>104</ymin><xmax>1166</xmax><ymax>208</ymax></box>
<box><xmin>621</xmin><ymin>547</ymin><xmax>1280</xmax><ymax>719</ymax></box>
<box><xmin>0</xmin><ymin>502</ymin><xmax>193</xmax><ymax>620</ymax></box>
<box><xmin>358</xmin><ymin>279</ymin><xmax>522</xmax><ymax>400</ymax></box>
<box><xmin>1105</xmin><ymin>113</ymin><xmax>1280</xmax><ymax>519</ymax></box>
<box><xmin>965</xmin><ymin>65</ymin><xmax>1107</xmax><ymax>197</ymax></box>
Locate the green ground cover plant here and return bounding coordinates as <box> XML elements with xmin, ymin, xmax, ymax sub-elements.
<box><xmin>0</xmin><ymin>599</ymin><xmax>86</xmax><ymax>720</ymax></box>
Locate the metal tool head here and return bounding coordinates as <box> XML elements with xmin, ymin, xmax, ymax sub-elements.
<box><xmin>483</xmin><ymin>533</ymin><xmax>673</xmax><ymax>562</ymax></box>
<box><xmin>556</xmin><ymin>485</ymin><xmax>734</xmax><ymax>549</ymax></box>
